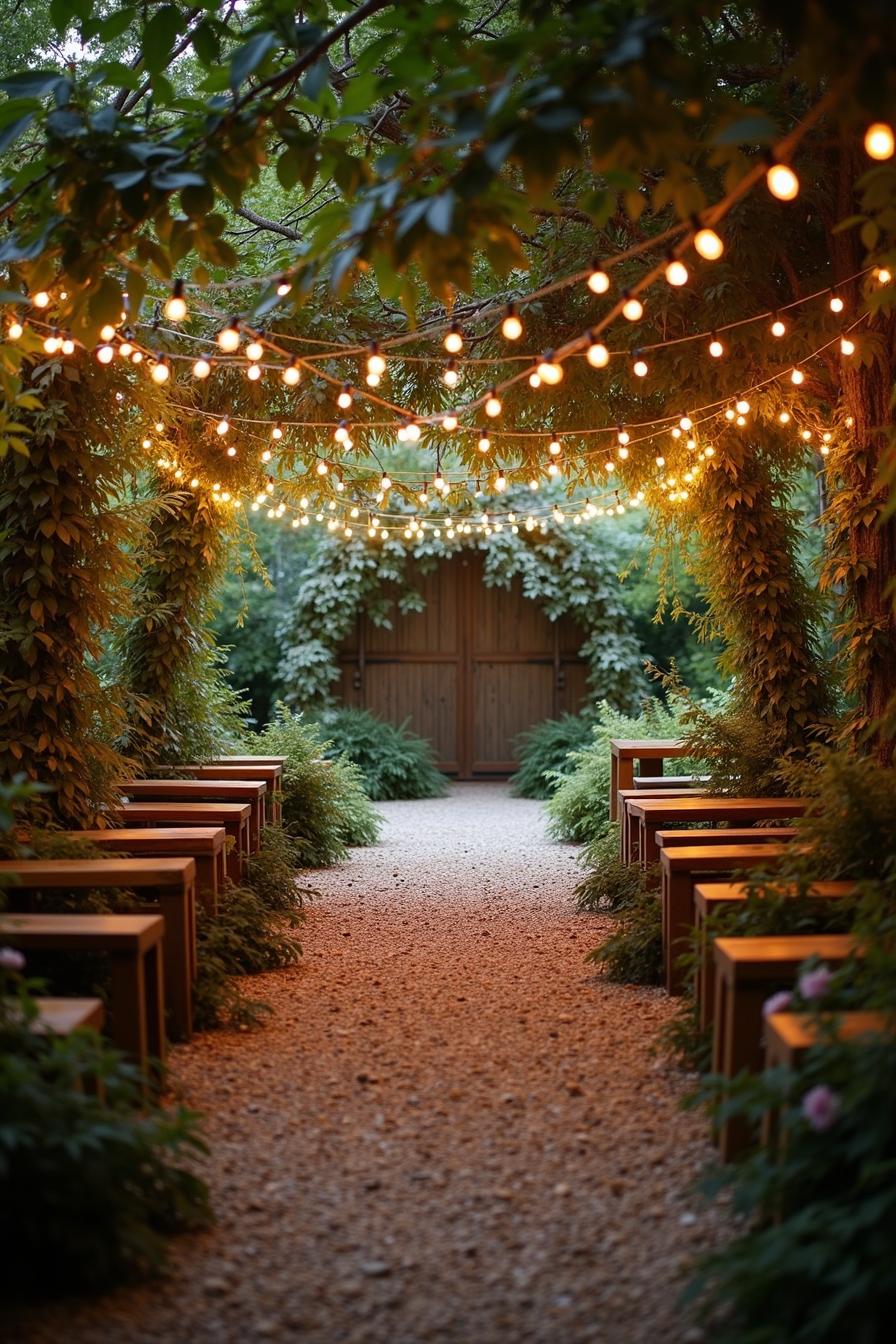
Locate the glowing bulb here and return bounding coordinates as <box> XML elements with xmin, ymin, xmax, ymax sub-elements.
<box><xmin>282</xmin><ymin>360</ymin><xmax>300</xmax><ymax>386</ymax></box>
<box><xmin>771</xmin><ymin>317</ymin><xmax>786</xmax><ymax>337</ymax></box>
<box><xmin>442</xmin><ymin>413</ymin><xmax>458</xmax><ymax>431</ymax></box>
<box><xmin>271</xmin><ymin>422</ymin><xmax>283</xmax><ymax>440</ymax></box>
<box><xmin>245</xmin><ymin>339</ymin><xmax>264</xmax><ymax>361</ymax></box>
<box><xmin>246</xmin><ymin>363</ymin><xmax>262</xmax><ymax>381</ymax></box>
<box><xmin>118</xmin><ymin>341</ymin><xmax>133</xmax><ymax>357</ymax></box>
<box><xmin>665</xmin><ymin>257</ymin><xmax>688</xmax><ymax>287</ymax></box>
<box><xmin>655</xmin><ymin>454</ymin><xmax>665</xmax><ymax>467</ymax></box>
<box><xmin>444</xmin><ymin>323</ymin><xmax>463</xmax><ymax>354</ymax></box>
<box><xmin>766</xmin><ymin>162</ymin><xmax>800</xmax><ymax>201</ymax></box>
<box><xmin>43</xmin><ymin>332</ymin><xmax>60</xmax><ymax>354</ymax></box>
<box><xmin>217</xmin><ymin>321</ymin><xmax>240</xmax><ymax>353</ymax></box>
<box><xmin>8</xmin><ymin>320</ymin><xmax>23</xmax><ymax>340</ymax></box>
<box><xmin>587</xmin><ymin>264</ymin><xmax>610</xmax><ymax>294</ymax></box>
<box><xmin>708</xmin><ymin>336</ymin><xmax>724</xmax><ymax>358</ymax></box>
<box><xmin>603</xmin><ymin>460</ymin><xmax>614</xmax><ymax>473</ymax></box>
<box><xmin>32</xmin><ymin>290</ymin><xmax>49</xmax><ymax>308</ymax></box>
<box><xmin>380</xmin><ymin>473</ymin><xmax>391</xmax><ymax>490</ymax></box>
<box><xmin>442</xmin><ymin>360</ymin><xmax>459</xmax><ymax>388</ymax></box>
<box><xmin>586</xmin><ymin>335</ymin><xmax>609</xmax><ymax>368</ymax></box>
<box><xmin>725</xmin><ymin>407</ymin><xmax>736</xmax><ymax>421</ymax></box>
<box><xmin>528</xmin><ymin>372</ymin><xmax>542</xmax><ymax>389</ymax></box>
<box><xmin>405</xmin><ymin>420</ymin><xmax>421</xmax><ymax>443</ymax></box>
<box><xmin>276</xmin><ymin>276</ymin><xmax>292</xmax><ymax>297</ymax></box>
<box><xmin>617</xmin><ymin>427</ymin><xmax>630</xmax><ymax>445</ymax></box>
<box><xmin>226</xmin><ymin>445</ymin><xmax>237</xmax><ymax>457</ymax></box>
<box><xmin>495</xmin><ymin>471</ymin><xmax>507</xmax><ymax>492</ymax></box>
<box><xmin>502</xmin><ymin>305</ymin><xmax>522</xmax><ymax>340</ymax></box>
<box><xmin>778</xmin><ymin>411</ymin><xmax>791</xmax><ymax>424</ymax></box>
<box><xmin>99</xmin><ymin>324</ymin><xmax>116</xmax><ymax>342</ymax></box>
<box><xmin>679</xmin><ymin>415</ymin><xmax>693</xmax><ymax>431</ymax></box>
<box><xmin>216</xmin><ymin>418</ymin><xmax>229</xmax><ymax>436</ymax></box>
<box><xmin>367</xmin><ymin>344</ymin><xmax>386</xmax><ymax>375</ymax></box>
<box><xmin>485</xmin><ymin>389</ymin><xmax>502</xmax><ymax>417</ymax></box>
<box><xmin>61</xmin><ymin>337</ymin><xmax>74</xmax><ymax>354</ymax></box>
<box><xmin>801</xmin><ymin>429</ymin><xmax>812</xmax><ymax>442</ymax></box>
<box><xmin>864</xmin><ymin>122</ymin><xmax>895</xmax><ymax>161</ymax></box>
<box><xmin>840</xmin><ymin>335</ymin><xmax>855</xmax><ymax>356</ymax></box>
<box><xmin>549</xmin><ymin>438</ymin><xmax>561</xmax><ymax>456</ymax></box>
<box><xmin>633</xmin><ymin>356</ymin><xmax>648</xmax><ymax>377</ymax></box>
<box><xmin>693</xmin><ymin>226</ymin><xmax>724</xmax><ymax>260</ymax></box>
<box><xmin>151</xmin><ymin>357</ymin><xmax>170</xmax><ymax>383</ymax></box>
<box><xmin>790</xmin><ymin>367</ymin><xmax>804</xmax><ymax>384</ymax></box>
<box><xmin>536</xmin><ymin>354</ymin><xmax>563</xmax><ymax>385</ymax></box>
<box><xmin>192</xmin><ymin>356</ymin><xmax>211</xmax><ymax>379</ymax></box>
<box><xmin>876</xmin><ymin>267</ymin><xmax>892</xmax><ymax>284</ymax></box>
<box><xmin>366</xmin><ymin>372</ymin><xmax>381</xmax><ymax>387</ymax></box>
<box><xmin>96</xmin><ymin>343</ymin><xmax>115</xmax><ymax>364</ymax></box>
<box><xmin>478</xmin><ymin>433</ymin><xmax>491</xmax><ymax>452</ymax></box>
<box><xmin>829</xmin><ymin>292</ymin><xmax>844</xmax><ymax>313</ymax></box>
<box><xmin>337</xmin><ymin>383</ymin><xmax>353</xmax><ymax>409</ymax></box>
<box><xmin>622</xmin><ymin>292</ymin><xmax>643</xmax><ymax>321</ymax></box>
<box><xmin>617</xmin><ymin>445</ymin><xmax>629</xmax><ymax>460</ymax></box>
<box><xmin>164</xmin><ymin>280</ymin><xmax>187</xmax><ymax>321</ymax></box>
<box><xmin>735</xmin><ymin>399</ymin><xmax>751</xmax><ymax>415</ymax></box>
<box><xmin>547</xmin><ymin>461</ymin><xmax>560</xmax><ymax>477</ymax></box>
<box><xmin>261</xmin><ymin>449</ymin><xmax>272</xmax><ymax>463</ymax></box>
<box><xmin>131</xmin><ymin>351</ymin><xmax>143</xmax><ymax>363</ymax></box>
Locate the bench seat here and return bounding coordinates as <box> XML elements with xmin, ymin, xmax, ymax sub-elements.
<box><xmin>617</xmin><ymin>788</ymin><xmax>708</xmax><ymax>864</ymax></box>
<box><xmin>627</xmin><ymin>796</ymin><xmax>809</xmax><ymax>869</ymax></box>
<box><xmin>69</xmin><ymin>828</ymin><xmax>225</xmax><ymax>914</ymax></box>
<box><xmin>122</xmin><ymin>779</ymin><xmax>266</xmax><ymax>851</ymax></box>
<box><xmin>608</xmin><ymin>739</ymin><xmax>688</xmax><ymax>819</ymax></box>
<box><xmin>111</xmin><ymin>801</ymin><xmax>251</xmax><ymax>881</ymax></box>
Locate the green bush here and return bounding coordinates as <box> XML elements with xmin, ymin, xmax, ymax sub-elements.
<box><xmin>252</xmin><ymin>705</ymin><xmax>381</xmax><ymax>865</ymax></box>
<box><xmin>573</xmin><ymin>825</ymin><xmax>643</xmax><ymax>912</ymax></box>
<box><xmin>243</xmin><ymin>823</ymin><xmax>314</xmax><ymax>913</ymax></box>
<box><xmin>511</xmin><ymin>713</ymin><xmax>594</xmax><ymax>800</ymax></box>
<box><xmin>315</xmin><ymin>706</ymin><xmax>447</xmax><ymax>801</ymax></box>
<box><xmin>0</xmin><ymin>962</ymin><xmax>212</xmax><ymax>1296</ymax></box>
<box><xmin>585</xmin><ymin>886</ymin><xmax>663</xmax><ymax>985</ymax></box>
<box><xmin>546</xmin><ymin>697</ymin><xmax>697</xmax><ymax>845</ymax></box>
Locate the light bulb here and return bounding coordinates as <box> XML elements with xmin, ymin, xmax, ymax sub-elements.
<box><xmin>96</xmin><ymin>343</ymin><xmax>115</xmax><ymax>364</ymax></box>
<box><xmin>617</xmin><ymin>427</ymin><xmax>630</xmax><ymax>445</ymax></box>
<box><xmin>276</xmin><ymin>276</ymin><xmax>292</xmax><ymax>297</ymax></box>
<box><xmin>443</xmin><ymin>413</ymin><xmax>458</xmax><ymax>431</ymax></box>
<box><xmin>193</xmin><ymin>356</ymin><xmax>211</xmax><ymax>379</ymax></box>
<box><xmin>271</xmin><ymin>422</ymin><xmax>283</xmax><ymax>440</ymax></box>
<box><xmin>381</xmin><ymin>474</ymin><xmax>391</xmax><ymax>490</ymax></box>
<box><xmin>536</xmin><ymin>354</ymin><xmax>563</xmax><ymax>384</ymax></box>
<box><xmin>151</xmin><ymin>357</ymin><xmax>170</xmax><ymax>383</ymax></box>
<box><xmin>118</xmin><ymin>341</ymin><xmax>133</xmax><ymax>357</ymax></box>
<box><xmin>502</xmin><ymin>305</ymin><xmax>522</xmax><ymax>340</ymax></box>
<box><xmin>8</xmin><ymin>320</ymin><xmax>23</xmax><ymax>340</ymax></box>
<box><xmin>367</xmin><ymin>346</ymin><xmax>386</xmax><ymax>375</ymax></box>
<box><xmin>261</xmin><ymin>449</ymin><xmax>272</xmax><ymax>462</ymax></box>
<box><xmin>282</xmin><ymin>360</ymin><xmax>300</xmax><ymax>386</ymax></box>
<box><xmin>617</xmin><ymin>445</ymin><xmax>629</xmax><ymax>460</ymax></box>
<box><xmin>801</xmin><ymin>429</ymin><xmax>812</xmax><ymax>442</ymax></box>
<box><xmin>655</xmin><ymin>454</ymin><xmax>665</xmax><ymax>467</ymax></box>
<box><xmin>829</xmin><ymin>292</ymin><xmax>844</xmax><ymax>313</ymax></box>
<box><xmin>131</xmin><ymin>351</ymin><xmax>143</xmax><ymax>363</ymax></box>
<box><xmin>876</xmin><ymin>267</ymin><xmax>892</xmax><ymax>284</ymax></box>
<box><xmin>587</xmin><ymin>264</ymin><xmax>610</xmax><ymax>294</ymax></box>
<box><xmin>337</xmin><ymin>383</ymin><xmax>353</xmax><ymax>409</ymax></box>
<box><xmin>495</xmin><ymin>471</ymin><xmax>507</xmax><ymax>492</ymax></box>
<box><xmin>604</xmin><ymin>460</ymin><xmax>614</xmax><ymax>473</ymax></box>
<box><xmin>586</xmin><ymin>335</ymin><xmax>609</xmax><ymax>368</ymax></box>
<box><xmin>766</xmin><ymin>162</ymin><xmax>800</xmax><ymax>201</ymax></box>
<box><xmin>43</xmin><ymin>332</ymin><xmax>60</xmax><ymax>354</ymax></box>
<box><xmin>735</xmin><ymin>399</ymin><xmax>750</xmax><ymax>414</ymax></box>
<box><xmin>443</xmin><ymin>360</ymin><xmax>459</xmax><ymax>388</ymax></box>
<box><xmin>633</xmin><ymin>356</ymin><xmax>648</xmax><ymax>377</ymax></box>
<box><xmin>100</xmin><ymin>324</ymin><xmax>117</xmax><ymax>342</ymax></box>
<box><xmin>528</xmin><ymin>372</ymin><xmax>541</xmax><ymax>389</ymax></box>
<box><xmin>790</xmin><ymin>367</ymin><xmax>804</xmax><ymax>384</ymax></box>
<box><xmin>246</xmin><ymin>363</ymin><xmax>261</xmax><ymax>381</ymax></box>
<box><xmin>164</xmin><ymin>280</ymin><xmax>187</xmax><ymax>321</ymax></box>
<box><xmin>665</xmin><ymin>257</ymin><xmax>689</xmax><ymax>287</ymax></box>
<box><xmin>444</xmin><ymin>323</ymin><xmax>463</xmax><ymax>354</ymax></box>
<box><xmin>317</xmin><ymin>460</ymin><xmax>329</xmax><ymax>476</ymax></box>
<box><xmin>226</xmin><ymin>445</ymin><xmax>237</xmax><ymax>457</ymax></box>
<box><xmin>549</xmin><ymin>438</ymin><xmax>561</xmax><ymax>456</ymax></box>
<box><xmin>778</xmin><ymin>411</ymin><xmax>791</xmax><ymax>424</ymax></box>
<box><xmin>217</xmin><ymin>321</ymin><xmax>240</xmax><ymax>353</ymax></box>
<box><xmin>771</xmin><ymin>317</ymin><xmax>786</xmax><ymax>337</ymax></box>
<box><xmin>61</xmin><ymin>337</ymin><xmax>74</xmax><ymax>354</ymax></box>
<box><xmin>547</xmin><ymin>461</ymin><xmax>560</xmax><ymax>477</ymax></box>
<box><xmin>693</xmin><ymin>226</ymin><xmax>724</xmax><ymax>260</ymax></box>
<box><xmin>366</xmin><ymin>372</ymin><xmax>381</xmax><ymax>387</ymax></box>
<box><xmin>485</xmin><ymin>389</ymin><xmax>502</xmax><ymax>417</ymax></box>
<box><xmin>622</xmin><ymin>292</ymin><xmax>643</xmax><ymax>321</ymax></box>
<box><xmin>405</xmin><ymin>420</ymin><xmax>421</xmax><ymax>442</ymax></box>
<box><xmin>840</xmin><ymin>335</ymin><xmax>855</xmax><ymax>356</ymax></box>
<box><xmin>679</xmin><ymin>415</ymin><xmax>693</xmax><ymax>430</ymax></box>
<box><xmin>478</xmin><ymin>433</ymin><xmax>490</xmax><ymax>452</ymax></box>
<box><xmin>216</xmin><ymin>418</ymin><xmax>229</xmax><ymax>436</ymax></box>
<box><xmin>708</xmin><ymin>336</ymin><xmax>724</xmax><ymax>358</ymax></box>
<box><xmin>245</xmin><ymin>339</ymin><xmax>264</xmax><ymax>361</ymax></box>
<box><xmin>864</xmin><ymin>122</ymin><xmax>895</xmax><ymax>161</ymax></box>
<box><xmin>32</xmin><ymin>290</ymin><xmax>49</xmax><ymax>308</ymax></box>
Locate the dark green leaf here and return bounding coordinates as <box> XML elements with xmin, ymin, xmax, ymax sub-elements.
<box><xmin>0</xmin><ymin>115</ymin><xmax>34</xmax><ymax>155</ymax></box>
<box><xmin>0</xmin><ymin>71</ymin><xmax>66</xmax><ymax>98</ymax></box>
<box><xmin>143</xmin><ymin>5</ymin><xmax>183</xmax><ymax>75</ymax></box>
<box><xmin>303</xmin><ymin>58</ymin><xmax>330</xmax><ymax>102</ymax></box>
<box><xmin>230</xmin><ymin>31</ymin><xmax>278</xmax><ymax>89</ymax></box>
<box><xmin>426</xmin><ymin>191</ymin><xmax>454</xmax><ymax>236</ymax></box>
<box><xmin>105</xmin><ymin>169</ymin><xmax>147</xmax><ymax>190</ymax></box>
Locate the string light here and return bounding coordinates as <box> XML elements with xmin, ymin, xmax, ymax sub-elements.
<box><xmin>217</xmin><ymin>320</ymin><xmax>241</xmax><ymax>353</ymax></box>
<box><xmin>586</xmin><ymin>334</ymin><xmax>609</xmax><ymax>367</ymax></box>
<box><xmin>246</xmin><ymin>363</ymin><xmax>262</xmax><ymax>381</ymax></box>
<box><xmin>485</xmin><ymin>387</ymin><xmax>502</xmax><ymax>417</ymax></box>
<box><xmin>708</xmin><ymin>334</ymin><xmax>724</xmax><ymax>358</ymax></box>
<box><xmin>443</xmin><ymin>359</ymin><xmax>459</xmax><ymax>388</ymax></box>
<box><xmin>43</xmin><ymin>330</ymin><xmax>61</xmax><ymax>354</ymax></box>
<box><xmin>864</xmin><ymin>122</ymin><xmax>895</xmax><ymax>161</ymax></box>
<box><xmin>271</xmin><ymin>422</ymin><xmax>284</xmax><ymax>440</ymax></box>
<box><xmin>693</xmin><ymin>224</ymin><xmax>724</xmax><ymax>260</ymax></box>
<box><xmin>501</xmin><ymin>303</ymin><xmax>522</xmax><ymax>340</ymax></box>
<box><xmin>495</xmin><ymin>468</ymin><xmax>507</xmax><ymax>492</ymax></box>
<box><xmin>790</xmin><ymin>367</ymin><xmax>805</xmax><ymax>384</ymax></box>
<box><xmin>444</xmin><ymin>322</ymin><xmax>463</xmax><ymax>354</ymax></box>
<box><xmin>99</xmin><ymin>324</ymin><xmax>117</xmax><ymax>342</ymax></box>
<box><xmin>778</xmin><ymin>410</ymin><xmax>791</xmax><ymax>424</ymax></box>
<box><xmin>380</xmin><ymin>473</ymin><xmax>391</xmax><ymax>490</ymax></box>
<box><xmin>587</xmin><ymin>262</ymin><xmax>610</xmax><ymax>294</ymax></box>
<box><xmin>876</xmin><ymin>267</ymin><xmax>892</xmax><ymax>284</ymax></box>
<box><xmin>665</xmin><ymin>255</ymin><xmax>689</xmax><ymax>287</ymax></box>
<box><xmin>829</xmin><ymin>291</ymin><xmax>844</xmax><ymax>313</ymax></box>
<box><xmin>477</xmin><ymin>432</ymin><xmax>491</xmax><ymax>453</ymax></box>
<box><xmin>226</xmin><ymin>444</ymin><xmax>237</xmax><ymax>457</ymax></box>
<box><xmin>276</xmin><ymin>276</ymin><xmax>292</xmax><ymax>297</ymax></box>
<box><xmin>442</xmin><ymin>412</ymin><xmax>458</xmax><ymax>431</ymax></box>
<box><xmin>765</xmin><ymin>160</ymin><xmax>800</xmax><ymax>200</ymax></box>
<box><xmin>282</xmin><ymin>358</ymin><xmax>300</xmax><ymax>386</ymax></box>
<box><xmin>621</xmin><ymin>291</ymin><xmax>643</xmax><ymax>321</ymax></box>
<box><xmin>735</xmin><ymin>399</ymin><xmax>751</xmax><ymax>414</ymax></box>
<box><xmin>193</xmin><ymin>355</ymin><xmax>212</xmax><ymax>378</ymax></box>
<box><xmin>548</xmin><ymin>437</ymin><xmax>561</xmax><ymax>457</ymax></box>
<box><xmin>632</xmin><ymin>352</ymin><xmax>649</xmax><ymax>377</ymax></box>
<box><xmin>164</xmin><ymin>279</ymin><xmax>187</xmax><ymax>322</ymax></box>
<box><xmin>337</xmin><ymin>382</ymin><xmax>353</xmax><ymax>410</ymax></box>
<box><xmin>245</xmin><ymin>337</ymin><xmax>264</xmax><ymax>361</ymax></box>
<box><xmin>7</xmin><ymin>319</ymin><xmax>23</xmax><ymax>340</ymax></box>
<box><xmin>617</xmin><ymin>425</ymin><xmax>630</xmax><ymax>445</ymax></box>
<box><xmin>118</xmin><ymin>338</ymin><xmax>133</xmax><ymax>357</ymax></box>
<box><xmin>96</xmin><ymin>343</ymin><xmax>115</xmax><ymax>364</ymax></box>
<box><xmin>366</xmin><ymin>341</ymin><xmax>386</xmax><ymax>386</ymax></box>
<box><xmin>840</xmin><ymin>335</ymin><xmax>855</xmax><ymax>356</ymax></box>
<box><xmin>32</xmin><ymin>291</ymin><xmax>49</xmax><ymax>309</ymax></box>
<box><xmin>771</xmin><ymin>314</ymin><xmax>786</xmax><ymax>337</ymax></box>
<box><xmin>150</xmin><ymin>355</ymin><xmax>170</xmax><ymax>383</ymax></box>
<box><xmin>61</xmin><ymin>336</ymin><xmax>74</xmax><ymax>354</ymax></box>
<box><xmin>216</xmin><ymin>417</ymin><xmax>230</xmax><ymax>436</ymax></box>
<box><xmin>535</xmin><ymin>353</ymin><xmax>563</xmax><ymax>385</ymax></box>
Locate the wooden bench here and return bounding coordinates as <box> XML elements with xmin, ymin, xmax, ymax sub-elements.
<box><xmin>656</xmin><ymin>826</ymin><xmax>798</xmax><ymax>850</ymax></box>
<box><xmin>19</xmin><ymin>996</ymin><xmax>106</xmax><ymax>1035</ymax></box>
<box><xmin>110</xmin><ymin>802</ymin><xmax>251</xmax><ymax>881</ymax></box>
<box><xmin>660</xmin><ymin>843</ymin><xmax>792</xmax><ymax>995</ymax></box>
<box><xmin>695</xmin><ymin>881</ymin><xmax>856</xmax><ymax>1031</ymax></box>
<box><xmin>609</xmin><ymin>739</ymin><xmax>689</xmax><ymax>819</ymax></box>
<box><xmin>68</xmin><ymin>828</ymin><xmax>225</xmax><ymax>915</ymax></box>
<box><xmin>618</xmin><ymin>788</ymin><xmax>707</xmax><ymax>863</ymax></box>
<box><xmin>627</xmin><ymin>796</ymin><xmax>810</xmax><ymax>869</ymax></box>
<box><xmin>0</xmin><ymin>912</ymin><xmax>166</xmax><ymax>1074</ymax></box>
<box><xmin>712</xmin><ymin>933</ymin><xmax>860</xmax><ymax>1159</ymax></box>
<box><xmin>0</xmin><ymin>858</ymin><xmax>196</xmax><ymax>1042</ymax></box>
<box><xmin>762</xmin><ymin>1010</ymin><xmax>890</xmax><ymax>1148</ymax></box>
<box><xmin>122</xmin><ymin>780</ymin><xmax>266</xmax><ymax>852</ymax></box>
<box><xmin>211</xmin><ymin>755</ymin><xmax>286</xmax><ymax>766</ymax></box>
<box><xmin>180</xmin><ymin>764</ymin><xmax>283</xmax><ymax>825</ymax></box>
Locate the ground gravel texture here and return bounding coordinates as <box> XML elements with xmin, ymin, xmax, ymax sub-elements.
<box><xmin>16</xmin><ymin>784</ymin><xmax>729</xmax><ymax>1344</ymax></box>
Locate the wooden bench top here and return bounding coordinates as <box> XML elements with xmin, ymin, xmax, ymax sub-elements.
<box><xmin>766</xmin><ymin>1010</ymin><xmax>890</xmax><ymax>1054</ymax></box>
<box><xmin>695</xmin><ymin>880</ymin><xmax>856</xmax><ymax>909</ymax></box>
<box><xmin>0</xmin><ymin>857</ymin><xmax>196</xmax><ymax>888</ymax></box>
<box><xmin>628</xmin><ymin>796</ymin><xmax>809</xmax><ymax>820</ymax></box>
<box><xmin>610</xmin><ymin>739</ymin><xmax>687</xmax><ymax>757</ymax></box>
<box><xmin>211</xmin><ymin>755</ymin><xmax>285</xmax><ymax>766</ymax></box>
<box><xmin>0</xmin><ymin>912</ymin><xmax>165</xmax><ymax>952</ymax></box>
<box><xmin>618</xmin><ymin>787</ymin><xmax>704</xmax><ymax>802</ymax></box>
<box><xmin>661</xmin><ymin>842</ymin><xmax>791</xmax><ymax>871</ymax></box>
<box><xmin>123</xmin><ymin>779</ymin><xmax>266</xmax><ymax>799</ymax></box>
<box><xmin>113</xmin><ymin>801</ymin><xmax>250</xmax><ymax>823</ymax></box>
<box><xmin>30</xmin><ymin>997</ymin><xmax>105</xmax><ymax>1034</ymax></box>
<box><xmin>713</xmin><ymin>933</ymin><xmax>858</xmax><ymax>977</ymax></box>
<box><xmin>73</xmin><ymin>828</ymin><xmax>225</xmax><ymax>854</ymax></box>
<box><xmin>657</xmin><ymin>827</ymin><xmax>798</xmax><ymax>847</ymax></box>
<box><xmin>187</xmin><ymin>765</ymin><xmax>281</xmax><ymax>782</ymax></box>
<box><xmin>633</xmin><ymin>775</ymin><xmax>703</xmax><ymax>788</ymax></box>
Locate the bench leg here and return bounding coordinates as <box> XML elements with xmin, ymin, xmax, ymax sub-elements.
<box><xmin>109</xmin><ymin>950</ymin><xmax>149</xmax><ymax>1072</ymax></box>
<box><xmin>144</xmin><ymin>942</ymin><xmax>166</xmax><ymax>1072</ymax></box>
<box><xmin>156</xmin><ymin>891</ymin><xmax>193</xmax><ymax>1043</ymax></box>
<box><xmin>641</xmin><ymin>820</ymin><xmax>661</xmax><ymax>869</ymax></box>
<box><xmin>195</xmin><ymin>854</ymin><xmax>218</xmax><ymax>917</ymax></box>
<box><xmin>718</xmin><ymin>982</ymin><xmax>768</xmax><ymax>1161</ymax></box>
<box><xmin>664</xmin><ymin>872</ymin><xmax>694</xmax><ymax>996</ymax></box>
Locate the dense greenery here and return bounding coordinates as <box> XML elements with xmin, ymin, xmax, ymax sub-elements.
<box><xmin>511</xmin><ymin>713</ymin><xmax>595</xmax><ymax>800</ymax></box>
<box><xmin>314</xmin><ymin>706</ymin><xmax>446</xmax><ymax>801</ymax></box>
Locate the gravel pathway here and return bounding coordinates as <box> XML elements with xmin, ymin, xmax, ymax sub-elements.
<box><xmin>18</xmin><ymin>784</ymin><xmax>727</xmax><ymax>1344</ymax></box>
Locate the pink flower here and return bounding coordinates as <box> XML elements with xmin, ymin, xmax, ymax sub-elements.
<box><xmin>763</xmin><ymin>990</ymin><xmax>792</xmax><ymax>1019</ymax></box>
<box><xmin>798</xmin><ymin>964</ymin><xmax>833</xmax><ymax>1001</ymax></box>
<box><xmin>801</xmin><ymin>1084</ymin><xmax>841</xmax><ymax>1132</ymax></box>
<box><xmin>0</xmin><ymin>947</ymin><xmax>24</xmax><ymax>972</ymax></box>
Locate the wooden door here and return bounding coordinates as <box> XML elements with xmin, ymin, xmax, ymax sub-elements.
<box><xmin>338</xmin><ymin>553</ymin><xmax>587</xmax><ymax>777</ymax></box>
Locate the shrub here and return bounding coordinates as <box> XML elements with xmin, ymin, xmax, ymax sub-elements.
<box><xmin>585</xmin><ymin>886</ymin><xmax>663</xmax><ymax>985</ymax></box>
<box><xmin>573</xmin><ymin>825</ymin><xmax>643</xmax><ymax>912</ymax></box>
<box><xmin>243</xmin><ymin>823</ymin><xmax>314</xmax><ymax>913</ymax></box>
<box><xmin>0</xmin><ymin>962</ymin><xmax>212</xmax><ymax>1296</ymax></box>
<box><xmin>547</xmin><ymin>697</ymin><xmax>693</xmax><ymax>846</ymax></box>
<box><xmin>252</xmin><ymin>705</ymin><xmax>381</xmax><ymax>865</ymax></box>
<box><xmin>511</xmin><ymin>713</ymin><xmax>594</xmax><ymax>800</ymax></box>
<box><xmin>314</xmin><ymin>706</ymin><xmax>447</xmax><ymax>801</ymax></box>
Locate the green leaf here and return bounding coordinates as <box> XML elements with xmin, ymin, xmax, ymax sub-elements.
<box><xmin>713</xmin><ymin>113</ymin><xmax>777</xmax><ymax>146</ymax></box>
<box><xmin>303</xmin><ymin>58</ymin><xmax>330</xmax><ymax>102</ymax></box>
<box><xmin>143</xmin><ymin>5</ymin><xmax>183</xmax><ymax>75</ymax></box>
<box><xmin>0</xmin><ymin>71</ymin><xmax>66</xmax><ymax>98</ymax></box>
<box><xmin>105</xmin><ymin>169</ymin><xmax>147</xmax><ymax>190</ymax></box>
<box><xmin>229</xmin><ymin>31</ymin><xmax>278</xmax><ymax>89</ymax></box>
<box><xmin>0</xmin><ymin>115</ymin><xmax>34</xmax><ymax>155</ymax></box>
<box><xmin>426</xmin><ymin>191</ymin><xmax>454</xmax><ymax>236</ymax></box>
